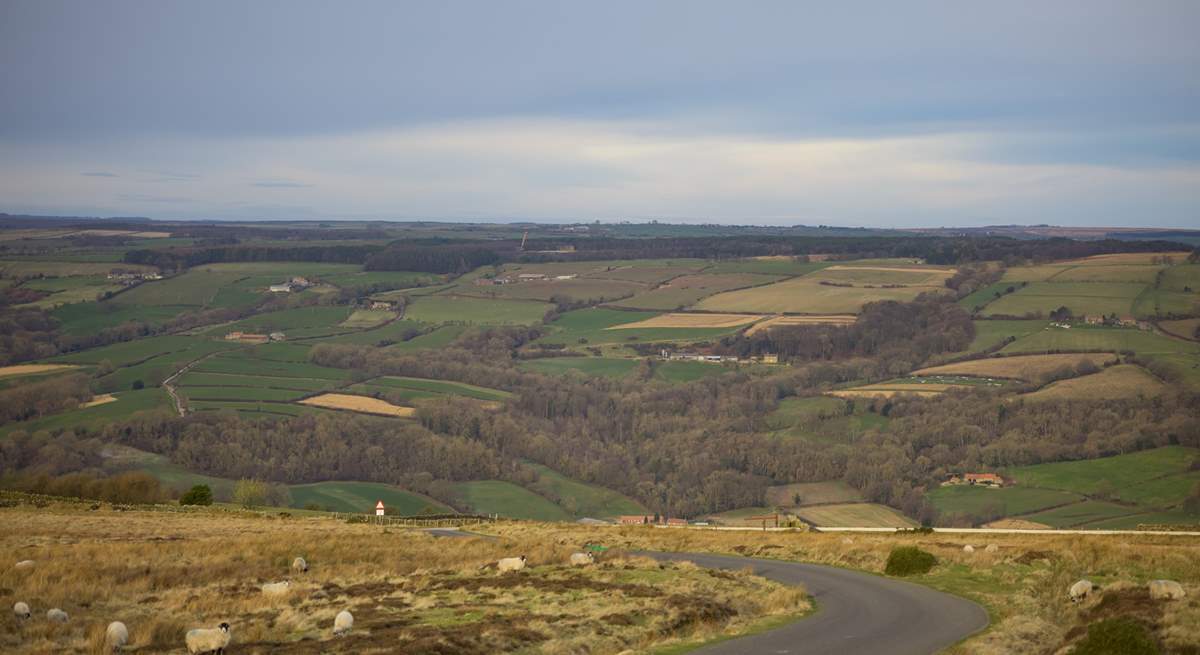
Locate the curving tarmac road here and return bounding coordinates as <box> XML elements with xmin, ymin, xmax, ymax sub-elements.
<box><xmin>642</xmin><ymin>551</ymin><xmax>988</xmax><ymax>655</ymax></box>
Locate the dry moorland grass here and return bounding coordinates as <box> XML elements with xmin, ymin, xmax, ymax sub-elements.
<box><xmin>0</xmin><ymin>364</ymin><xmax>77</xmax><ymax>378</ymax></box>
<box><xmin>605</xmin><ymin>312</ymin><xmax>766</xmax><ymax>329</ymax></box>
<box><xmin>0</xmin><ymin>504</ymin><xmax>806</xmax><ymax>655</ymax></box>
<box><xmin>913</xmin><ymin>353</ymin><xmax>1117</xmax><ymax>381</ymax></box>
<box><xmin>297</xmin><ymin>393</ymin><xmax>416</xmax><ymax>417</ymax></box>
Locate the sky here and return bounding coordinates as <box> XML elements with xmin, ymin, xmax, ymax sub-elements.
<box><xmin>1</xmin><ymin>1</ymin><xmax>1198</xmax><ymax>227</ymax></box>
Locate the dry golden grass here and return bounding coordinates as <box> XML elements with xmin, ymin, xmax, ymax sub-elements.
<box><xmin>822</xmin><ymin>264</ymin><xmax>955</xmax><ymax>275</ymax></box>
<box><xmin>744</xmin><ymin>314</ymin><xmax>857</xmax><ymax>336</ymax></box>
<box><xmin>1022</xmin><ymin>364</ymin><xmax>1168</xmax><ymax>402</ymax></box>
<box><xmin>298</xmin><ymin>393</ymin><xmax>416</xmax><ymax>417</ymax></box>
<box><xmin>605</xmin><ymin>312</ymin><xmax>766</xmax><ymax>329</ymax></box>
<box><xmin>1056</xmin><ymin>252</ymin><xmax>1192</xmax><ymax>266</ymax></box>
<box><xmin>982</xmin><ymin>518</ymin><xmax>1053</xmax><ymax>530</ymax></box>
<box><xmin>913</xmin><ymin>353</ymin><xmax>1116</xmax><ymax>381</ymax></box>
<box><xmin>0</xmin><ymin>364</ymin><xmax>76</xmax><ymax>379</ymax></box>
<box><xmin>0</xmin><ymin>503</ymin><xmax>807</xmax><ymax>654</ymax></box>
<box><xmin>827</xmin><ymin>383</ymin><xmax>952</xmax><ymax>399</ymax></box>
<box><xmin>78</xmin><ymin>394</ymin><xmax>117</xmax><ymax>409</ymax></box>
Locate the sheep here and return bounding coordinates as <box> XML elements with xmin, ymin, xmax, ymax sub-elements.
<box><xmin>291</xmin><ymin>557</ymin><xmax>308</xmax><ymax>573</ymax></box>
<box><xmin>1149</xmin><ymin>579</ymin><xmax>1186</xmax><ymax>600</ymax></box>
<box><xmin>185</xmin><ymin>622</ymin><xmax>231</xmax><ymax>654</ymax></box>
<box><xmin>962</xmin><ymin>544</ymin><xmax>975</xmax><ymax>554</ymax></box>
<box><xmin>569</xmin><ymin>552</ymin><xmax>595</xmax><ymax>567</ymax></box>
<box><xmin>46</xmin><ymin>608</ymin><xmax>69</xmax><ymax>623</ymax></box>
<box><xmin>1069</xmin><ymin>579</ymin><xmax>1094</xmax><ymax>603</ymax></box>
<box><xmin>261</xmin><ymin>581</ymin><xmax>292</xmax><ymax>596</ymax></box>
<box><xmin>497</xmin><ymin>555</ymin><xmax>527</xmax><ymax>573</ymax></box>
<box><xmin>985</xmin><ymin>544</ymin><xmax>999</xmax><ymax>553</ymax></box>
<box><xmin>14</xmin><ymin>560</ymin><xmax>34</xmax><ymax>570</ymax></box>
<box><xmin>13</xmin><ymin>601</ymin><xmax>30</xmax><ymax>619</ymax></box>
<box><xmin>333</xmin><ymin>609</ymin><xmax>353</xmax><ymax>636</ymax></box>
<box><xmin>105</xmin><ymin>621</ymin><xmax>129</xmax><ymax>651</ymax></box>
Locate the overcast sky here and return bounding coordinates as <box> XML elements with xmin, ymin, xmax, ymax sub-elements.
<box><xmin>1</xmin><ymin>1</ymin><xmax>1198</xmax><ymax>227</ymax></box>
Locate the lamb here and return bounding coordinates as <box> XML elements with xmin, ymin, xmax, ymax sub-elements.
<box><xmin>46</xmin><ymin>608</ymin><xmax>68</xmax><ymax>623</ymax></box>
<box><xmin>497</xmin><ymin>555</ymin><xmax>527</xmax><ymax>572</ymax></box>
<box><xmin>291</xmin><ymin>557</ymin><xmax>308</xmax><ymax>573</ymax></box>
<box><xmin>569</xmin><ymin>552</ymin><xmax>595</xmax><ymax>566</ymax></box>
<box><xmin>105</xmin><ymin>621</ymin><xmax>129</xmax><ymax>651</ymax></box>
<box><xmin>333</xmin><ymin>609</ymin><xmax>353</xmax><ymax>636</ymax></box>
<box><xmin>261</xmin><ymin>581</ymin><xmax>292</xmax><ymax>596</ymax></box>
<box><xmin>185</xmin><ymin>622</ymin><xmax>231</xmax><ymax>654</ymax></box>
<box><xmin>1149</xmin><ymin>579</ymin><xmax>1186</xmax><ymax>600</ymax></box>
<box><xmin>962</xmin><ymin>545</ymin><xmax>975</xmax><ymax>554</ymax></box>
<box><xmin>1069</xmin><ymin>579</ymin><xmax>1094</xmax><ymax>603</ymax></box>
<box><xmin>13</xmin><ymin>601</ymin><xmax>30</xmax><ymax>619</ymax></box>
<box><xmin>14</xmin><ymin>560</ymin><xmax>34</xmax><ymax>570</ymax></box>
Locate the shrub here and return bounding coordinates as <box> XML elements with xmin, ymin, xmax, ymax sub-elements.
<box><xmin>233</xmin><ymin>479</ymin><xmax>267</xmax><ymax>508</ymax></box>
<box><xmin>179</xmin><ymin>484</ymin><xmax>213</xmax><ymax>506</ymax></box>
<box><xmin>1070</xmin><ymin>618</ymin><xmax>1159</xmax><ymax>655</ymax></box>
<box><xmin>884</xmin><ymin>546</ymin><xmax>937</xmax><ymax>576</ymax></box>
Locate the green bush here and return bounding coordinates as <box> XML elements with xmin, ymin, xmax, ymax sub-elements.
<box><xmin>179</xmin><ymin>484</ymin><xmax>213</xmax><ymax>506</ymax></box>
<box><xmin>884</xmin><ymin>546</ymin><xmax>937</xmax><ymax>576</ymax></box>
<box><xmin>1071</xmin><ymin>618</ymin><xmax>1159</xmax><ymax>655</ymax></box>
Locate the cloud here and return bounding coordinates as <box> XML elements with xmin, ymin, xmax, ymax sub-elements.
<box><xmin>81</xmin><ymin>171</ymin><xmax>118</xmax><ymax>177</ymax></box>
<box><xmin>251</xmin><ymin>180</ymin><xmax>314</xmax><ymax>188</ymax></box>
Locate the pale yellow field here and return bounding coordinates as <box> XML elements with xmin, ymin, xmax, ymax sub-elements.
<box><xmin>79</xmin><ymin>394</ymin><xmax>117</xmax><ymax>408</ymax></box>
<box><xmin>298</xmin><ymin>393</ymin><xmax>416</xmax><ymax>417</ymax></box>
<box><xmin>0</xmin><ymin>364</ymin><xmax>76</xmax><ymax>378</ymax></box>
<box><xmin>826</xmin><ymin>388</ymin><xmax>945</xmax><ymax>399</ymax></box>
<box><xmin>1022</xmin><ymin>364</ymin><xmax>1168</xmax><ymax>402</ymax></box>
<box><xmin>913</xmin><ymin>353</ymin><xmax>1117</xmax><ymax>380</ymax></box>
<box><xmin>605</xmin><ymin>312</ymin><xmax>766</xmax><ymax>329</ymax></box>
<box><xmin>982</xmin><ymin>518</ymin><xmax>1053</xmax><ymax>530</ymax></box>
<box><xmin>1056</xmin><ymin>251</ymin><xmax>1191</xmax><ymax>266</ymax></box>
<box><xmin>339</xmin><ymin>309</ymin><xmax>396</xmax><ymax>328</ymax></box>
<box><xmin>694</xmin><ymin>277</ymin><xmax>954</xmax><ymax>314</ymax></box>
<box><xmin>744</xmin><ymin>314</ymin><xmax>857</xmax><ymax>335</ymax></box>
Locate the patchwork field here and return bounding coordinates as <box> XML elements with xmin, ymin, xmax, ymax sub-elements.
<box><xmin>982</xmin><ymin>281</ymin><xmax>1147</xmax><ymax>318</ymax></box>
<box><xmin>526</xmin><ymin>463</ymin><xmax>646</xmax><ymax>518</ymax></box>
<box><xmin>404</xmin><ymin>295</ymin><xmax>552</xmax><ymax>325</ymax></box>
<box><xmin>298</xmin><ymin>393</ymin><xmax>415</xmax><ymax>417</ymax></box>
<box><xmin>962</xmin><ymin>319</ymin><xmax>1049</xmax><ymax>354</ymax></box>
<box><xmin>518</xmin><ymin>356</ymin><xmax>735</xmax><ymax>383</ymax></box>
<box><xmin>765</xmin><ymin>481</ymin><xmax>864</xmax><ymax>507</ymax></box>
<box><xmin>1001</xmin><ymin>325</ymin><xmax>1195</xmax><ymax>355</ymax></box>
<box><xmin>463</xmin><ymin>277</ymin><xmax>645</xmax><ymax>303</ymax></box>
<box><xmin>339</xmin><ymin>309</ymin><xmax>395</xmax><ymax>328</ymax></box>
<box><xmin>604</xmin><ymin>312</ymin><xmax>764</xmax><ymax>329</ymax></box>
<box><xmin>743</xmin><ymin>314</ymin><xmax>856</xmax><ymax>335</ymax></box>
<box><xmin>0</xmin><ymin>388</ymin><xmax>172</xmax><ymax>436</ymax></box>
<box><xmin>694</xmin><ymin>271</ymin><xmax>953</xmax><ymax>314</ymax></box>
<box><xmin>192</xmin><ymin>352</ymin><xmax>351</xmax><ymax>380</ymax></box>
<box><xmin>288</xmin><ymin>481</ymin><xmax>452</xmax><ymax>515</ymax></box>
<box><xmin>1021</xmin><ymin>364</ymin><xmax>1167</xmax><ymax>401</ymax></box>
<box><xmin>536</xmin><ymin>307</ymin><xmax>742</xmax><ymax>345</ymax></box>
<box><xmin>794</xmin><ymin>503</ymin><xmax>918</xmax><ymax>528</ymax></box>
<box><xmin>928</xmin><ymin>485</ymin><xmax>1084</xmax><ymax>519</ymax></box>
<box><xmin>449</xmin><ymin>480</ymin><xmax>572</xmax><ymax>521</ymax></box>
<box><xmin>0</xmin><ymin>363</ymin><xmax>77</xmax><ymax>378</ymax></box>
<box><xmin>365</xmin><ymin>376</ymin><xmax>511</xmax><ymax>402</ymax></box>
<box><xmin>914</xmin><ymin>353</ymin><xmax>1117</xmax><ymax>380</ymax></box>
<box><xmin>826</xmin><ymin>376</ymin><xmax>996</xmax><ymax>399</ymax></box>
<box><xmin>613</xmin><ymin>273</ymin><xmax>784</xmax><ymax>310</ymax></box>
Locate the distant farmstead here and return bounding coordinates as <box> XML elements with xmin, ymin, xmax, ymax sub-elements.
<box><xmin>225</xmin><ymin>331</ymin><xmax>269</xmax><ymax>344</ymax></box>
<box><xmin>944</xmin><ymin>473</ymin><xmax>1005</xmax><ymax>488</ymax></box>
<box><xmin>617</xmin><ymin>515</ymin><xmax>687</xmax><ymax>526</ymax></box>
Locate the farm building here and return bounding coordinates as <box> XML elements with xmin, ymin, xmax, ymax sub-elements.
<box><xmin>517</xmin><ymin>273</ymin><xmax>547</xmax><ymax>281</ymax></box>
<box><xmin>268</xmin><ymin>332</ymin><xmax>286</xmax><ymax>341</ymax></box>
<box><xmin>224</xmin><ymin>331</ymin><xmax>270</xmax><ymax>344</ymax></box>
<box><xmin>268</xmin><ymin>283</ymin><xmax>293</xmax><ymax>293</ymax></box>
<box><xmin>944</xmin><ymin>473</ymin><xmax>1005</xmax><ymax>488</ymax></box>
<box><xmin>369</xmin><ymin>301</ymin><xmax>396</xmax><ymax>310</ymax></box>
<box><xmin>617</xmin><ymin>515</ymin><xmax>687</xmax><ymax>526</ymax></box>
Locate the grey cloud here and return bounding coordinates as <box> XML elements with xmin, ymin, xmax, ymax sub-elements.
<box><xmin>81</xmin><ymin>171</ymin><xmax>118</xmax><ymax>177</ymax></box>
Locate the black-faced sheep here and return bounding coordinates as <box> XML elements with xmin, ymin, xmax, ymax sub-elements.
<box><xmin>333</xmin><ymin>609</ymin><xmax>353</xmax><ymax>636</ymax></box>
<box><xmin>498</xmin><ymin>555</ymin><xmax>527</xmax><ymax>572</ymax></box>
<box><xmin>185</xmin><ymin>622</ymin><xmax>231</xmax><ymax>654</ymax></box>
<box><xmin>105</xmin><ymin>621</ymin><xmax>129</xmax><ymax>651</ymax></box>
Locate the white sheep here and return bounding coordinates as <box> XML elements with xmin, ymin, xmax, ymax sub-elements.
<box><xmin>46</xmin><ymin>608</ymin><xmax>68</xmax><ymax>623</ymax></box>
<box><xmin>1149</xmin><ymin>579</ymin><xmax>1185</xmax><ymax>600</ymax></box>
<box><xmin>14</xmin><ymin>560</ymin><xmax>34</xmax><ymax>570</ymax></box>
<box><xmin>569</xmin><ymin>552</ymin><xmax>595</xmax><ymax>566</ymax></box>
<box><xmin>333</xmin><ymin>609</ymin><xmax>353</xmax><ymax>636</ymax></box>
<box><xmin>12</xmin><ymin>601</ymin><xmax>30</xmax><ymax>619</ymax></box>
<box><xmin>1069</xmin><ymin>579</ymin><xmax>1094</xmax><ymax>603</ymax></box>
<box><xmin>985</xmin><ymin>544</ymin><xmax>999</xmax><ymax>553</ymax></box>
<box><xmin>261</xmin><ymin>581</ymin><xmax>292</xmax><ymax>596</ymax></box>
<box><xmin>962</xmin><ymin>544</ymin><xmax>975</xmax><ymax>554</ymax></box>
<box><xmin>291</xmin><ymin>557</ymin><xmax>308</xmax><ymax>573</ymax></box>
<box><xmin>185</xmin><ymin>622</ymin><xmax>231</xmax><ymax>654</ymax></box>
<box><xmin>105</xmin><ymin>621</ymin><xmax>129</xmax><ymax>651</ymax></box>
<box><xmin>497</xmin><ymin>555</ymin><xmax>527</xmax><ymax>572</ymax></box>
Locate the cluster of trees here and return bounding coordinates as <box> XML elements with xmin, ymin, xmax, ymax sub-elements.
<box><xmin>124</xmin><ymin>244</ymin><xmax>383</xmax><ymax>271</ymax></box>
<box><xmin>0</xmin><ymin>308</ymin><xmax>62</xmax><ymax>364</ymax></box>
<box><xmin>0</xmin><ymin>374</ymin><xmax>91</xmax><ymax>425</ymax></box>
<box><xmin>364</xmin><ymin>243</ymin><xmax>502</xmax><ymax>273</ymax></box>
<box><xmin>3</xmin><ymin>471</ymin><xmax>167</xmax><ymax>504</ymax></box>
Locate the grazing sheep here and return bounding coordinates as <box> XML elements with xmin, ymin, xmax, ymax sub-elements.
<box><xmin>185</xmin><ymin>622</ymin><xmax>231</xmax><ymax>654</ymax></box>
<box><xmin>261</xmin><ymin>581</ymin><xmax>291</xmax><ymax>596</ymax></box>
<box><xmin>1149</xmin><ymin>579</ymin><xmax>1186</xmax><ymax>600</ymax></box>
<box><xmin>962</xmin><ymin>545</ymin><xmax>975</xmax><ymax>554</ymax></box>
<box><xmin>291</xmin><ymin>557</ymin><xmax>308</xmax><ymax>573</ymax></box>
<box><xmin>1069</xmin><ymin>579</ymin><xmax>1094</xmax><ymax>603</ymax></box>
<box><xmin>46</xmin><ymin>608</ymin><xmax>68</xmax><ymax>623</ymax></box>
<box><xmin>333</xmin><ymin>609</ymin><xmax>353</xmax><ymax>636</ymax></box>
<box><xmin>14</xmin><ymin>560</ymin><xmax>34</xmax><ymax>570</ymax></box>
<box><xmin>569</xmin><ymin>552</ymin><xmax>595</xmax><ymax>566</ymax></box>
<box><xmin>985</xmin><ymin>544</ymin><xmax>999</xmax><ymax>553</ymax></box>
<box><xmin>497</xmin><ymin>555</ymin><xmax>527</xmax><ymax>572</ymax></box>
<box><xmin>105</xmin><ymin>621</ymin><xmax>129</xmax><ymax>651</ymax></box>
<box><xmin>13</xmin><ymin>601</ymin><xmax>30</xmax><ymax>619</ymax></box>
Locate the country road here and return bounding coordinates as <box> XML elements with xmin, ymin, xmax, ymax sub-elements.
<box><xmin>641</xmin><ymin>551</ymin><xmax>989</xmax><ymax>655</ymax></box>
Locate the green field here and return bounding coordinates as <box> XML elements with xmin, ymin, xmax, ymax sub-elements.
<box><xmin>387</xmin><ymin>324</ymin><xmax>467</xmax><ymax>351</ymax></box>
<box><xmin>461</xmin><ymin>277</ymin><xmax>645</xmax><ymax>303</ymax></box>
<box><xmin>50</xmin><ymin>335</ymin><xmax>208</xmax><ymax>365</ymax></box>
<box><xmin>527</xmin><ymin>464</ymin><xmax>646</xmax><ymax>518</ymax></box>
<box><xmin>702</xmin><ymin>259</ymin><xmax>831</xmax><ymax>276</ymax></box>
<box><xmin>1007</xmin><ymin>446</ymin><xmax>1198</xmax><ymax>498</ymax></box>
<box><xmin>614</xmin><ymin>273</ymin><xmax>785</xmax><ymax>310</ymax></box>
<box><xmin>957</xmin><ymin>283</ymin><xmax>1015</xmax><ymax>313</ymax></box>
<box><xmin>176</xmin><ymin>371</ymin><xmax>336</xmax><ymax>391</ymax></box>
<box><xmin>0</xmin><ymin>388</ymin><xmax>172</xmax><ymax>436</ymax></box>
<box><xmin>963</xmin><ymin>320</ymin><xmax>1050</xmax><ymax>354</ymax></box>
<box><xmin>519</xmin><ymin>357</ymin><xmax>640</xmax><ymax>379</ymax></box>
<box><xmin>17</xmin><ymin>275</ymin><xmax>123</xmax><ymax>308</ymax></box>
<box><xmin>1022</xmin><ymin>364</ymin><xmax>1166</xmax><ymax>402</ymax></box>
<box><xmin>339</xmin><ymin>309</ymin><xmax>395</xmax><ymax>328</ymax></box>
<box><xmin>187</xmin><ymin>400</ymin><xmax>326</xmax><ymax>418</ymax></box>
<box><xmin>927</xmin><ymin>485</ymin><xmax>1083</xmax><ymax>518</ymax></box>
<box><xmin>1021</xmin><ymin>500</ymin><xmax>1142</xmax><ymax>528</ymax></box>
<box><xmin>289</xmin><ymin>481</ymin><xmax>452</xmax><ymax>514</ymax></box>
<box><xmin>1001</xmin><ymin>325</ymin><xmax>1195</xmax><ymax>355</ymax></box>
<box><xmin>319</xmin><ymin>319</ymin><xmax>426</xmax><ymax>346</ymax></box>
<box><xmin>204</xmin><ymin>306</ymin><xmax>354</xmax><ymax>337</ymax></box>
<box><xmin>765</xmin><ymin>396</ymin><xmax>889</xmax><ymax>443</ymax></box>
<box><xmin>182</xmin><ymin>386</ymin><xmax>308</xmax><ymax>402</ymax></box>
<box><xmin>405</xmin><ymin>295</ymin><xmax>552</xmax><ymax>325</ymax></box>
<box><xmin>51</xmin><ymin>303</ymin><xmax>193</xmax><ymax>334</ymax></box>
<box><xmin>449</xmin><ymin>480</ymin><xmax>572</xmax><ymax>521</ymax></box>
<box><xmin>535</xmin><ymin>307</ymin><xmax>739</xmax><ymax>346</ymax></box>
<box><xmin>982</xmin><ymin>282</ymin><xmax>1147</xmax><ymax>318</ymax></box>
<box><xmin>369</xmin><ymin>376</ymin><xmax>511</xmax><ymax>402</ymax></box>
<box><xmin>794</xmin><ymin>503</ymin><xmax>917</xmax><ymax>528</ymax></box>
<box><xmin>694</xmin><ymin>275</ymin><xmax>951</xmax><ymax>314</ymax></box>
<box><xmin>193</xmin><ymin>353</ymin><xmax>352</xmax><ymax>380</ymax></box>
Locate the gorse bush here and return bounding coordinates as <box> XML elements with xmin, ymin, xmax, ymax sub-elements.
<box><xmin>884</xmin><ymin>546</ymin><xmax>937</xmax><ymax>576</ymax></box>
<box><xmin>179</xmin><ymin>484</ymin><xmax>213</xmax><ymax>506</ymax></box>
<box><xmin>1070</xmin><ymin>618</ymin><xmax>1159</xmax><ymax>655</ymax></box>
